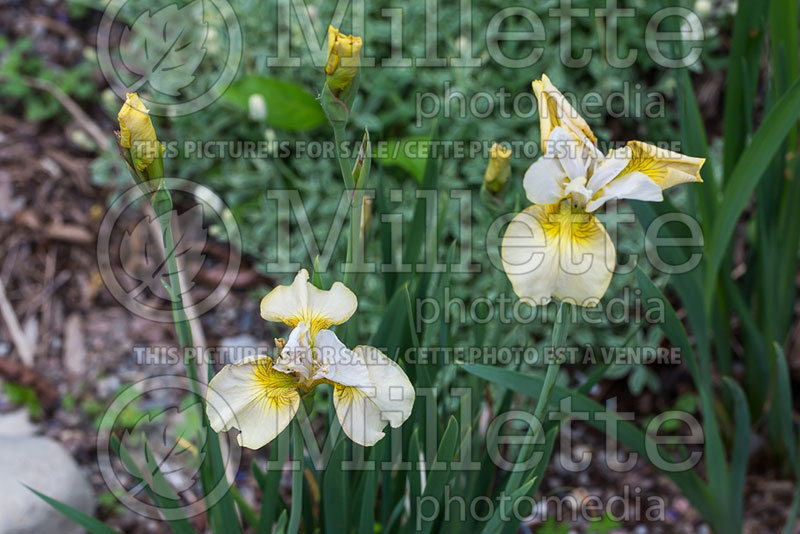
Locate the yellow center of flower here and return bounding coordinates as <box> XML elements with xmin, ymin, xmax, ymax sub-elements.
<box><xmin>253</xmin><ymin>358</ymin><xmax>300</xmax><ymax>407</ymax></box>
<box><xmin>537</xmin><ymin>201</ymin><xmax>600</xmax><ymax>249</ymax></box>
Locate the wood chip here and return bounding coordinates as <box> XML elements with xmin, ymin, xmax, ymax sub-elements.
<box><xmin>62</xmin><ymin>312</ymin><xmax>86</xmax><ymax>376</ymax></box>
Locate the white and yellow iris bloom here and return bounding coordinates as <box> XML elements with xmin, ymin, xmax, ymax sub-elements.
<box><xmin>206</xmin><ymin>270</ymin><xmax>414</xmax><ymax>449</ymax></box>
<box><xmin>502</xmin><ymin>75</ymin><xmax>705</xmax><ymax>307</ymax></box>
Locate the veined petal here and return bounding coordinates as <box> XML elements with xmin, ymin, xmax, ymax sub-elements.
<box><xmin>585</xmin><ymin>171</ymin><xmax>663</xmax><ymax>212</ymax></box>
<box><xmin>206</xmin><ymin>355</ymin><xmax>300</xmax><ymax>449</ymax></box>
<box><xmin>501</xmin><ymin>202</ymin><xmax>615</xmax><ymax>306</ymax></box>
<box><xmin>523</xmin><ymin>156</ymin><xmax>567</xmax><ymax>205</ymax></box>
<box><xmin>622</xmin><ymin>141</ymin><xmax>705</xmax><ymax>190</ymax></box>
<box><xmin>532</xmin><ymin>74</ymin><xmax>597</xmax><ymax>149</ymax></box>
<box><xmin>331</xmin><ymin>346</ymin><xmax>414</xmax><ymax>446</ymax></box>
<box><xmin>260</xmin><ymin>269</ymin><xmax>358</xmax><ymax>333</ymax></box>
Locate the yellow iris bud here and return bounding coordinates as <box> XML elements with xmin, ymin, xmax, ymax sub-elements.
<box><xmin>484</xmin><ymin>143</ymin><xmax>512</xmax><ymax>193</ymax></box>
<box><xmin>325</xmin><ymin>26</ymin><xmax>362</xmax><ymax>94</ymax></box>
<box><xmin>117</xmin><ymin>92</ymin><xmax>163</xmax><ymax>172</ymax></box>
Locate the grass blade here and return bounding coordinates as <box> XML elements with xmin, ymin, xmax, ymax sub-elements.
<box><xmin>400</xmin><ymin>121</ymin><xmax>440</xmax><ymax>286</ymax></box>
<box><xmin>357</xmin><ymin>441</ymin><xmax>384</xmax><ymax>534</ymax></box>
<box><xmin>27</xmin><ymin>486</ymin><xmax>121</xmax><ymax>534</ymax></box>
<box><xmin>109</xmin><ymin>434</ymin><xmax>194</xmax><ymax>534</ymax></box>
<box><xmin>722</xmin><ymin>377</ymin><xmax>751</xmax><ymax>531</ymax></box>
<box><xmin>287</xmin><ymin>421</ymin><xmax>304</xmax><ymax>534</ymax></box>
<box><xmin>322</xmin><ymin>437</ymin><xmax>349</xmax><ymax>533</ymax></box>
<box><xmin>483</xmin><ymin>476</ymin><xmax>538</xmax><ymax>534</ymax></box>
<box><xmin>775</xmin><ymin>343</ymin><xmax>799</xmax><ymax>472</ymax></box>
<box><xmin>417</xmin><ymin>416</ymin><xmax>459</xmax><ymax>534</ymax></box>
<box><xmin>705</xmin><ymin>77</ymin><xmax>800</xmax><ymax>308</ymax></box>
<box><xmin>636</xmin><ymin>267</ymin><xmax>729</xmax><ymax>530</ymax></box>
<box><xmin>256</xmin><ymin>429</ymin><xmax>290</xmax><ymax>534</ymax></box>
<box><xmin>722</xmin><ymin>0</ymin><xmax>766</xmax><ymax>175</ymax></box>
<box><xmin>460</xmin><ymin>363</ymin><xmax>714</xmax><ymax>522</ymax></box>
<box><xmin>230</xmin><ymin>486</ymin><xmax>258</xmax><ymax>530</ymax></box>
<box><xmin>678</xmin><ymin>68</ymin><xmax>717</xmax><ymax>225</ymax></box>
<box><xmin>407</xmin><ymin>428</ymin><xmax>423</xmax><ymax>531</ymax></box>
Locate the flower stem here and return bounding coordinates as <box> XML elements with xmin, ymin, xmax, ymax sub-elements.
<box><xmin>288</xmin><ymin>419</ymin><xmax>305</xmax><ymax>534</ymax></box>
<box><xmin>331</xmin><ymin>123</ymin><xmax>360</xmax><ymax>291</ymax></box>
<box><xmin>331</xmin><ymin>123</ymin><xmax>364</xmax><ymax>349</ymax></box>
<box><xmin>332</xmin><ymin>124</ymin><xmax>354</xmax><ymax>190</ymax></box>
<box><xmin>151</xmin><ymin>189</ymin><xmax>201</xmax><ymax>394</ymax></box>
<box><xmin>504</xmin><ymin>301</ymin><xmax>572</xmax><ymax>493</ymax></box>
<box><xmin>151</xmin><ymin>186</ymin><xmax>241</xmax><ymax>532</ymax></box>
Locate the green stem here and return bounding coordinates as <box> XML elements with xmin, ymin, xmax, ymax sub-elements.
<box><xmin>332</xmin><ymin>124</ymin><xmax>354</xmax><ymax>190</ymax></box>
<box><xmin>151</xmin><ymin>189</ymin><xmax>201</xmax><ymax>395</ymax></box>
<box><xmin>503</xmin><ymin>302</ymin><xmax>572</xmax><ymax>492</ymax></box>
<box><xmin>288</xmin><ymin>419</ymin><xmax>304</xmax><ymax>534</ymax></box>
<box><xmin>331</xmin><ymin>123</ymin><xmax>364</xmax><ymax>348</ymax></box>
<box><xmin>151</xmin><ymin>187</ymin><xmax>241</xmax><ymax>533</ymax></box>
<box><xmin>343</xmin><ymin>190</ymin><xmax>363</xmax><ymax>292</ymax></box>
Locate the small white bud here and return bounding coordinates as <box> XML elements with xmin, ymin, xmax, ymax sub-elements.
<box><xmin>248</xmin><ymin>94</ymin><xmax>267</xmax><ymax>121</ymax></box>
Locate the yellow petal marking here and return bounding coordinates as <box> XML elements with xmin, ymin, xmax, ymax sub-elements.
<box><xmin>252</xmin><ymin>358</ymin><xmax>301</xmax><ymax>408</ymax></box>
<box><xmin>622</xmin><ymin>141</ymin><xmax>705</xmax><ymax>190</ymax></box>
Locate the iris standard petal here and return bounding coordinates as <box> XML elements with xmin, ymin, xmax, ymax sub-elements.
<box><xmin>523</xmin><ymin>156</ymin><xmax>567</xmax><ymax>205</ymax></box>
<box><xmin>260</xmin><ymin>269</ymin><xmax>358</xmax><ymax>333</ymax></box>
<box><xmin>532</xmin><ymin>74</ymin><xmax>597</xmax><ymax>148</ymax></box>
<box><xmin>585</xmin><ymin>147</ymin><xmax>633</xmax><ymax>193</ymax></box>
<box><xmin>275</xmin><ymin>323</ymin><xmax>314</xmax><ymax>379</ymax></box>
<box><xmin>546</xmin><ymin>127</ymin><xmax>589</xmax><ymax>182</ymax></box>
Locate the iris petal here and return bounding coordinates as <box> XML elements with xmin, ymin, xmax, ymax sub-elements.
<box><xmin>260</xmin><ymin>269</ymin><xmax>358</xmax><ymax>334</ymax></box>
<box><xmin>331</xmin><ymin>346</ymin><xmax>414</xmax><ymax>446</ymax></box>
<box><xmin>501</xmin><ymin>202</ymin><xmax>615</xmax><ymax>306</ymax></box>
<box><xmin>206</xmin><ymin>356</ymin><xmax>300</xmax><ymax>449</ymax></box>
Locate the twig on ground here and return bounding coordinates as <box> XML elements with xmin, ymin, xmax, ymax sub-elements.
<box><xmin>0</xmin><ymin>73</ymin><xmax>109</xmax><ymax>150</ymax></box>
<box><xmin>0</xmin><ymin>276</ymin><xmax>34</xmax><ymax>365</ymax></box>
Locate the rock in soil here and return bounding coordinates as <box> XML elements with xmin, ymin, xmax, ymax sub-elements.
<box><xmin>0</xmin><ymin>436</ymin><xmax>94</xmax><ymax>534</ymax></box>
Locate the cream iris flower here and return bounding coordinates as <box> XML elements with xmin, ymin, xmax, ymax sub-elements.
<box><xmin>206</xmin><ymin>270</ymin><xmax>414</xmax><ymax>448</ymax></box>
<box><xmin>501</xmin><ymin>75</ymin><xmax>705</xmax><ymax>306</ymax></box>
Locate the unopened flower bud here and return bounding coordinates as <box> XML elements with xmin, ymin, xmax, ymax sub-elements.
<box><xmin>117</xmin><ymin>93</ymin><xmax>165</xmax><ymax>194</ymax></box>
<box><xmin>325</xmin><ymin>26</ymin><xmax>362</xmax><ymax>95</ymax></box>
<box><xmin>484</xmin><ymin>143</ymin><xmax>511</xmax><ymax>193</ymax></box>
<box><xmin>117</xmin><ymin>93</ymin><xmax>163</xmax><ymax>171</ymax></box>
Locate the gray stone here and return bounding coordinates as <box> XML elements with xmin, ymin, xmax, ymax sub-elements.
<box><xmin>0</xmin><ymin>436</ymin><xmax>95</xmax><ymax>534</ymax></box>
<box><xmin>0</xmin><ymin>409</ymin><xmax>38</xmax><ymax>437</ymax></box>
